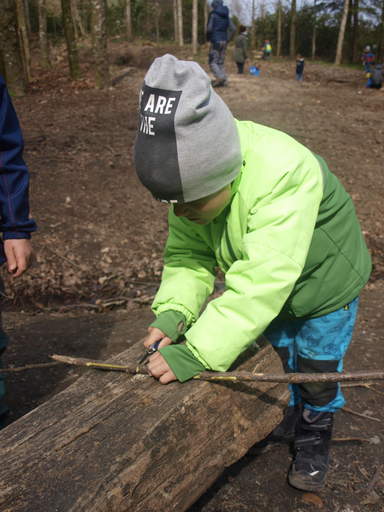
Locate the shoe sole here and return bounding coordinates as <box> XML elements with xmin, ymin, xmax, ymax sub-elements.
<box><xmin>288</xmin><ymin>470</ymin><xmax>326</xmax><ymax>492</ymax></box>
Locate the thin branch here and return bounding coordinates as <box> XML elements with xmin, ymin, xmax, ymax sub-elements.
<box><xmin>342</xmin><ymin>407</ymin><xmax>381</xmax><ymax>423</ymax></box>
<box><xmin>44</xmin><ymin>245</ymin><xmax>82</xmax><ymax>270</ymax></box>
<box><xmin>2</xmin><ymin>361</ymin><xmax>62</xmax><ymax>373</ymax></box>
<box><xmin>367</xmin><ymin>464</ymin><xmax>384</xmax><ymax>493</ymax></box>
<box><xmin>50</xmin><ymin>355</ymin><xmax>384</xmax><ymax>384</ymax></box>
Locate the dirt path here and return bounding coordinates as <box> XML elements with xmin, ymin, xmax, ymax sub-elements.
<box><xmin>2</xmin><ymin>44</ymin><xmax>384</xmax><ymax>510</ymax></box>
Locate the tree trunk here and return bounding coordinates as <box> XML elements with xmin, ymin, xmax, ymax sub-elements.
<box><xmin>352</xmin><ymin>0</ymin><xmax>358</xmax><ymax>62</ymax></box>
<box><xmin>61</xmin><ymin>0</ymin><xmax>81</xmax><ymax>80</ymax></box>
<box><xmin>290</xmin><ymin>0</ymin><xmax>296</xmax><ymax>59</ymax></box>
<box><xmin>154</xmin><ymin>0</ymin><xmax>159</xmax><ymax>44</ymax></box>
<box><xmin>251</xmin><ymin>0</ymin><xmax>256</xmax><ymax>51</ymax></box>
<box><xmin>177</xmin><ymin>0</ymin><xmax>183</xmax><ymax>46</ymax></box>
<box><xmin>23</xmin><ymin>0</ymin><xmax>31</xmax><ymax>39</ymax></box>
<box><xmin>335</xmin><ymin>0</ymin><xmax>349</xmax><ymax>65</ymax></box>
<box><xmin>204</xmin><ymin>0</ymin><xmax>208</xmax><ymax>41</ymax></box>
<box><xmin>38</xmin><ymin>0</ymin><xmax>50</xmax><ymax>68</ymax></box>
<box><xmin>312</xmin><ymin>0</ymin><xmax>316</xmax><ymax>59</ymax></box>
<box><xmin>343</xmin><ymin>0</ymin><xmax>353</xmax><ymax>62</ymax></box>
<box><xmin>16</xmin><ymin>0</ymin><xmax>31</xmax><ymax>81</ymax></box>
<box><xmin>0</xmin><ymin>336</ymin><xmax>289</xmax><ymax>511</ymax></box>
<box><xmin>91</xmin><ymin>0</ymin><xmax>110</xmax><ymax>88</ymax></box>
<box><xmin>0</xmin><ymin>0</ymin><xmax>26</xmax><ymax>95</ymax></box>
<box><xmin>192</xmin><ymin>0</ymin><xmax>198</xmax><ymax>54</ymax></box>
<box><xmin>173</xmin><ymin>0</ymin><xmax>179</xmax><ymax>43</ymax></box>
<box><xmin>70</xmin><ymin>0</ymin><xmax>79</xmax><ymax>40</ymax></box>
<box><xmin>125</xmin><ymin>0</ymin><xmax>132</xmax><ymax>40</ymax></box>
<box><xmin>276</xmin><ymin>0</ymin><xmax>282</xmax><ymax>57</ymax></box>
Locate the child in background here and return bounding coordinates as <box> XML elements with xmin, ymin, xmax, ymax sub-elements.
<box><xmin>296</xmin><ymin>54</ymin><xmax>305</xmax><ymax>82</ymax></box>
<box><xmin>134</xmin><ymin>55</ymin><xmax>371</xmax><ymax>492</ymax></box>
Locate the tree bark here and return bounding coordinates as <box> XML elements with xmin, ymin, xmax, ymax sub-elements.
<box><xmin>192</xmin><ymin>0</ymin><xmax>198</xmax><ymax>54</ymax></box>
<box><xmin>61</xmin><ymin>0</ymin><xmax>81</xmax><ymax>80</ymax></box>
<box><xmin>154</xmin><ymin>0</ymin><xmax>159</xmax><ymax>44</ymax></box>
<box><xmin>0</xmin><ymin>337</ymin><xmax>289</xmax><ymax>511</ymax></box>
<box><xmin>91</xmin><ymin>0</ymin><xmax>110</xmax><ymax>88</ymax></box>
<box><xmin>312</xmin><ymin>0</ymin><xmax>316</xmax><ymax>59</ymax></box>
<box><xmin>277</xmin><ymin>0</ymin><xmax>282</xmax><ymax>57</ymax></box>
<box><xmin>16</xmin><ymin>0</ymin><xmax>31</xmax><ymax>81</ymax></box>
<box><xmin>290</xmin><ymin>0</ymin><xmax>296</xmax><ymax>59</ymax></box>
<box><xmin>251</xmin><ymin>0</ymin><xmax>256</xmax><ymax>51</ymax></box>
<box><xmin>23</xmin><ymin>0</ymin><xmax>31</xmax><ymax>39</ymax></box>
<box><xmin>177</xmin><ymin>0</ymin><xmax>183</xmax><ymax>46</ymax></box>
<box><xmin>38</xmin><ymin>0</ymin><xmax>50</xmax><ymax>68</ymax></box>
<box><xmin>173</xmin><ymin>0</ymin><xmax>179</xmax><ymax>43</ymax></box>
<box><xmin>335</xmin><ymin>0</ymin><xmax>349</xmax><ymax>65</ymax></box>
<box><xmin>204</xmin><ymin>0</ymin><xmax>208</xmax><ymax>41</ymax></box>
<box><xmin>0</xmin><ymin>0</ymin><xmax>26</xmax><ymax>95</ymax></box>
<box><xmin>125</xmin><ymin>0</ymin><xmax>132</xmax><ymax>40</ymax></box>
<box><xmin>70</xmin><ymin>0</ymin><xmax>79</xmax><ymax>40</ymax></box>
<box><xmin>352</xmin><ymin>0</ymin><xmax>358</xmax><ymax>62</ymax></box>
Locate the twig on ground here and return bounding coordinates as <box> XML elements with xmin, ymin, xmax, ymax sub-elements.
<box><xmin>44</xmin><ymin>245</ymin><xmax>82</xmax><ymax>270</ymax></box>
<box><xmin>332</xmin><ymin>437</ymin><xmax>371</xmax><ymax>443</ymax></box>
<box><xmin>366</xmin><ymin>464</ymin><xmax>384</xmax><ymax>493</ymax></box>
<box><xmin>342</xmin><ymin>407</ymin><xmax>381</xmax><ymax>423</ymax></box>
<box><xmin>341</xmin><ymin>381</ymin><xmax>375</xmax><ymax>388</ymax></box>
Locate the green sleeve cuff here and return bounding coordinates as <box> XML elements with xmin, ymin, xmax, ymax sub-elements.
<box><xmin>159</xmin><ymin>345</ymin><xmax>206</xmax><ymax>382</ymax></box>
<box><xmin>149</xmin><ymin>311</ymin><xmax>187</xmax><ymax>343</ymax></box>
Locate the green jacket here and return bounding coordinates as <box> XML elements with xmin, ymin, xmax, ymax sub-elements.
<box><xmin>232</xmin><ymin>34</ymin><xmax>248</xmax><ymax>64</ymax></box>
<box><xmin>153</xmin><ymin>121</ymin><xmax>371</xmax><ymax>374</ymax></box>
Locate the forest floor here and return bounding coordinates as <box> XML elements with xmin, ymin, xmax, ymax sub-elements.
<box><xmin>2</xmin><ymin>40</ymin><xmax>384</xmax><ymax>511</ymax></box>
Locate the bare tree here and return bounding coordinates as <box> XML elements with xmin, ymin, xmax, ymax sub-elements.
<box><xmin>290</xmin><ymin>0</ymin><xmax>296</xmax><ymax>58</ymax></box>
<box><xmin>16</xmin><ymin>0</ymin><xmax>31</xmax><ymax>81</ymax></box>
<box><xmin>204</xmin><ymin>0</ymin><xmax>208</xmax><ymax>40</ymax></box>
<box><xmin>61</xmin><ymin>0</ymin><xmax>81</xmax><ymax>80</ymax></box>
<box><xmin>70</xmin><ymin>0</ymin><xmax>79</xmax><ymax>40</ymax></box>
<box><xmin>125</xmin><ymin>0</ymin><xmax>132</xmax><ymax>40</ymax></box>
<box><xmin>154</xmin><ymin>0</ymin><xmax>160</xmax><ymax>44</ymax></box>
<box><xmin>251</xmin><ymin>0</ymin><xmax>256</xmax><ymax>51</ymax></box>
<box><xmin>352</xmin><ymin>0</ymin><xmax>358</xmax><ymax>61</ymax></box>
<box><xmin>0</xmin><ymin>0</ymin><xmax>26</xmax><ymax>95</ymax></box>
<box><xmin>276</xmin><ymin>0</ymin><xmax>282</xmax><ymax>57</ymax></box>
<box><xmin>312</xmin><ymin>0</ymin><xmax>316</xmax><ymax>59</ymax></box>
<box><xmin>90</xmin><ymin>0</ymin><xmax>110</xmax><ymax>88</ymax></box>
<box><xmin>173</xmin><ymin>0</ymin><xmax>179</xmax><ymax>43</ymax></box>
<box><xmin>192</xmin><ymin>0</ymin><xmax>198</xmax><ymax>54</ymax></box>
<box><xmin>23</xmin><ymin>0</ymin><xmax>31</xmax><ymax>38</ymax></box>
<box><xmin>177</xmin><ymin>0</ymin><xmax>183</xmax><ymax>46</ymax></box>
<box><xmin>38</xmin><ymin>0</ymin><xmax>50</xmax><ymax>68</ymax></box>
<box><xmin>335</xmin><ymin>0</ymin><xmax>349</xmax><ymax>64</ymax></box>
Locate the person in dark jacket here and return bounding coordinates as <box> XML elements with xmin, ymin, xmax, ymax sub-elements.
<box><xmin>296</xmin><ymin>54</ymin><xmax>305</xmax><ymax>82</ymax></box>
<box><xmin>206</xmin><ymin>0</ymin><xmax>236</xmax><ymax>87</ymax></box>
<box><xmin>0</xmin><ymin>73</ymin><xmax>37</xmax><ymax>429</ymax></box>
<box><xmin>369</xmin><ymin>63</ymin><xmax>384</xmax><ymax>89</ymax></box>
<box><xmin>232</xmin><ymin>25</ymin><xmax>249</xmax><ymax>74</ymax></box>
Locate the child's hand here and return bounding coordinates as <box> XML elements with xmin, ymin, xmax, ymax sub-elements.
<box><xmin>144</xmin><ymin>327</ymin><xmax>173</xmax><ymax>350</ymax></box>
<box><xmin>4</xmin><ymin>239</ymin><xmax>33</xmax><ymax>278</ymax></box>
<box><xmin>147</xmin><ymin>351</ymin><xmax>177</xmax><ymax>384</ymax></box>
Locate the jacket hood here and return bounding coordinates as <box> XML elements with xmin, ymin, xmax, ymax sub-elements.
<box><xmin>374</xmin><ymin>64</ymin><xmax>382</xmax><ymax>70</ymax></box>
<box><xmin>214</xmin><ymin>5</ymin><xmax>229</xmax><ymax>18</ymax></box>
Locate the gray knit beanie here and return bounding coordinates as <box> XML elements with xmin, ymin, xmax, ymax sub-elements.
<box><xmin>211</xmin><ymin>0</ymin><xmax>223</xmax><ymax>8</ymax></box>
<box><xmin>134</xmin><ymin>54</ymin><xmax>242</xmax><ymax>204</ymax></box>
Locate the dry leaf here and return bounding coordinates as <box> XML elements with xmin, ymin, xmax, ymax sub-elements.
<box><xmin>302</xmin><ymin>493</ymin><xmax>323</xmax><ymax>509</ymax></box>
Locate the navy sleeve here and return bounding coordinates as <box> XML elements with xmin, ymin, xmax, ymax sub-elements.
<box><xmin>227</xmin><ymin>18</ymin><xmax>236</xmax><ymax>42</ymax></box>
<box><xmin>0</xmin><ymin>73</ymin><xmax>37</xmax><ymax>243</ymax></box>
<box><xmin>206</xmin><ymin>12</ymin><xmax>214</xmax><ymax>41</ymax></box>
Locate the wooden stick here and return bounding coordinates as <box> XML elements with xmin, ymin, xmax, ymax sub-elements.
<box><xmin>366</xmin><ymin>464</ymin><xmax>384</xmax><ymax>493</ymax></box>
<box><xmin>341</xmin><ymin>407</ymin><xmax>381</xmax><ymax>423</ymax></box>
<box><xmin>2</xmin><ymin>361</ymin><xmax>62</xmax><ymax>373</ymax></box>
<box><xmin>50</xmin><ymin>354</ymin><xmax>384</xmax><ymax>384</ymax></box>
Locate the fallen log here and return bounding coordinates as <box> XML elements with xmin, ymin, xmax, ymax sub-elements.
<box><xmin>0</xmin><ymin>335</ymin><xmax>289</xmax><ymax>512</ymax></box>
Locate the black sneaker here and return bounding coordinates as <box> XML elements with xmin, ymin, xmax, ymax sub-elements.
<box><xmin>288</xmin><ymin>409</ymin><xmax>334</xmax><ymax>491</ymax></box>
<box><xmin>248</xmin><ymin>404</ymin><xmax>300</xmax><ymax>455</ymax></box>
<box><xmin>212</xmin><ymin>78</ymin><xmax>226</xmax><ymax>88</ymax></box>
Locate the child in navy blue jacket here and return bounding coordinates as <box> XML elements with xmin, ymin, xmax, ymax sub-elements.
<box><xmin>296</xmin><ymin>54</ymin><xmax>305</xmax><ymax>82</ymax></box>
<box><xmin>0</xmin><ymin>73</ymin><xmax>37</xmax><ymax>428</ymax></box>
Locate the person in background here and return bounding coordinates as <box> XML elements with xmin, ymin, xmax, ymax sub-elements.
<box><xmin>134</xmin><ymin>54</ymin><xmax>371</xmax><ymax>493</ymax></box>
<box><xmin>262</xmin><ymin>39</ymin><xmax>272</xmax><ymax>60</ymax></box>
<box><xmin>232</xmin><ymin>25</ymin><xmax>249</xmax><ymax>74</ymax></box>
<box><xmin>368</xmin><ymin>63</ymin><xmax>384</xmax><ymax>89</ymax></box>
<box><xmin>0</xmin><ymin>73</ymin><xmax>37</xmax><ymax>429</ymax></box>
<box><xmin>206</xmin><ymin>0</ymin><xmax>236</xmax><ymax>87</ymax></box>
<box><xmin>296</xmin><ymin>54</ymin><xmax>305</xmax><ymax>82</ymax></box>
<box><xmin>361</xmin><ymin>46</ymin><xmax>375</xmax><ymax>74</ymax></box>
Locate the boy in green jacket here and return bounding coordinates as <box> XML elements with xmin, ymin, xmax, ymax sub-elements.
<box><xmin>133</xmin><ymin>55</ymin><xmax>371</xmax><ymax>492</ymax></box>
